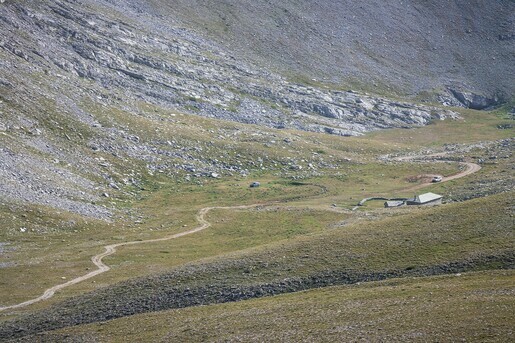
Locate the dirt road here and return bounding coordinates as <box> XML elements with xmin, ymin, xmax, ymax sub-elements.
<box><xmin>0</xmin><ymin>204</ymin><xmax>261</xmax><ymax>312</ymax></box>
<box><xmin>0</xmin><ymin>154</ymin><xmax>481</xmax><ymax>312</ymax></box>
<box><xmin>394</xmin><ymin>151</ymin><xmax>481</xmax><ymax>192</ymax></box>
<box><xmin>356</xmin><ymin>153</ymin><xmax>482</xmax><ymax>206</ymax></box>
<box><xmin>402</xmin><ymin>160</ymin><xmax>481</xmax><ymax>193</ymax></box>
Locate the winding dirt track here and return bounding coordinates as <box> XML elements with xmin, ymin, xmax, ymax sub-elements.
<box><xmin>402</xmin><ymin>161</ymin><xmax>481</xmax><ymax>193</ymax></box>
<box><xmin>0</xmin><ymin>204</ymin><xmax>259</xmax><ymax>312</ymax></box>
<box><xmin>0</xmin><ymin>154</ymin><xmax>481</xmax><ymax>312</ymax></box>
<box><xmin>391</xmin><ymin>152</ymin><xmax>481</xmax><ymax>192</ymax></box>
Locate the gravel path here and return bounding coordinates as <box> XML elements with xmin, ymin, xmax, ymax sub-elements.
<box><xmin>0</xmin><ymin>204</ymin><xmax>262</xmax><ymax>312</ymax></box>
<box><xmin>354</xmin><ymin>153</ymin><xmax>482</xmax><ymax>208</ymax></box>
<box><xmin>402</xmin><ymin>161</ymin><xmax>481</xmax><ymax>193</ymax></box>
<box><xmin>0</xmin><ymin>154</ymin><xmax>482</xmax><ymax>312</ymax></box>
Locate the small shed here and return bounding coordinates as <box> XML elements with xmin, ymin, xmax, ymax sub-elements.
<box><xmin>384</xmin><ymin>200</ymin><xmax>405</xmax><ymax>208</ymax></box>
<box><xmin>407</xmin><ymin>192</ymin><xmax>443</xmax><ymax>206</ymax></box>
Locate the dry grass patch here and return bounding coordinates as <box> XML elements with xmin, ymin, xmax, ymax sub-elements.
<box><xmin>32</xmin><ymin>270</ymin><xmax>515</xmax><ymax>343</ymax></box>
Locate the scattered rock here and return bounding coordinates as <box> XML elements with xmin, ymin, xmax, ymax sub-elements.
<box><xmin>448</xmin><ymin>88</ymin><xmax>502</xmax><ymax>110</ymax></box>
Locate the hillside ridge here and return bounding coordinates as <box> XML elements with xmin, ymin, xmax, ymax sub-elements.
<box><xmin>150</xmin><ymin>0</ymin><xmax>514</xmax><ymax>104</ymax></box>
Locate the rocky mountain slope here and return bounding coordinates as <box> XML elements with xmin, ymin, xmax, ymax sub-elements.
<box><xmin>0</xmin><ymin>0</ymin><xmax>469</xmax><ymax>217</ymax></box>
<box><xmin>0</xmin><ymin>0</ymin><xmax>461</xmax><ymax>135</ymax></box>
<box><xmin>0</xmin><ymin>2</ymin><xmax>513</xmax><ymax>340</ymax></box>
<box><xmin>155</xmin><ymin>0</ymin><xmax>515</xmax><ymax>106</ymax></box>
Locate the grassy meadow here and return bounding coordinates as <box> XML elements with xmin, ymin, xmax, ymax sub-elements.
<box><xmin>0</xmin><ymin>105</ymin><xmax>513</xmax><ymax>341</ymax></box>
<box><xmin>32</xmin><ymin>270</ymin><xmax>514</xmax><ymax>342</ymax></box>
